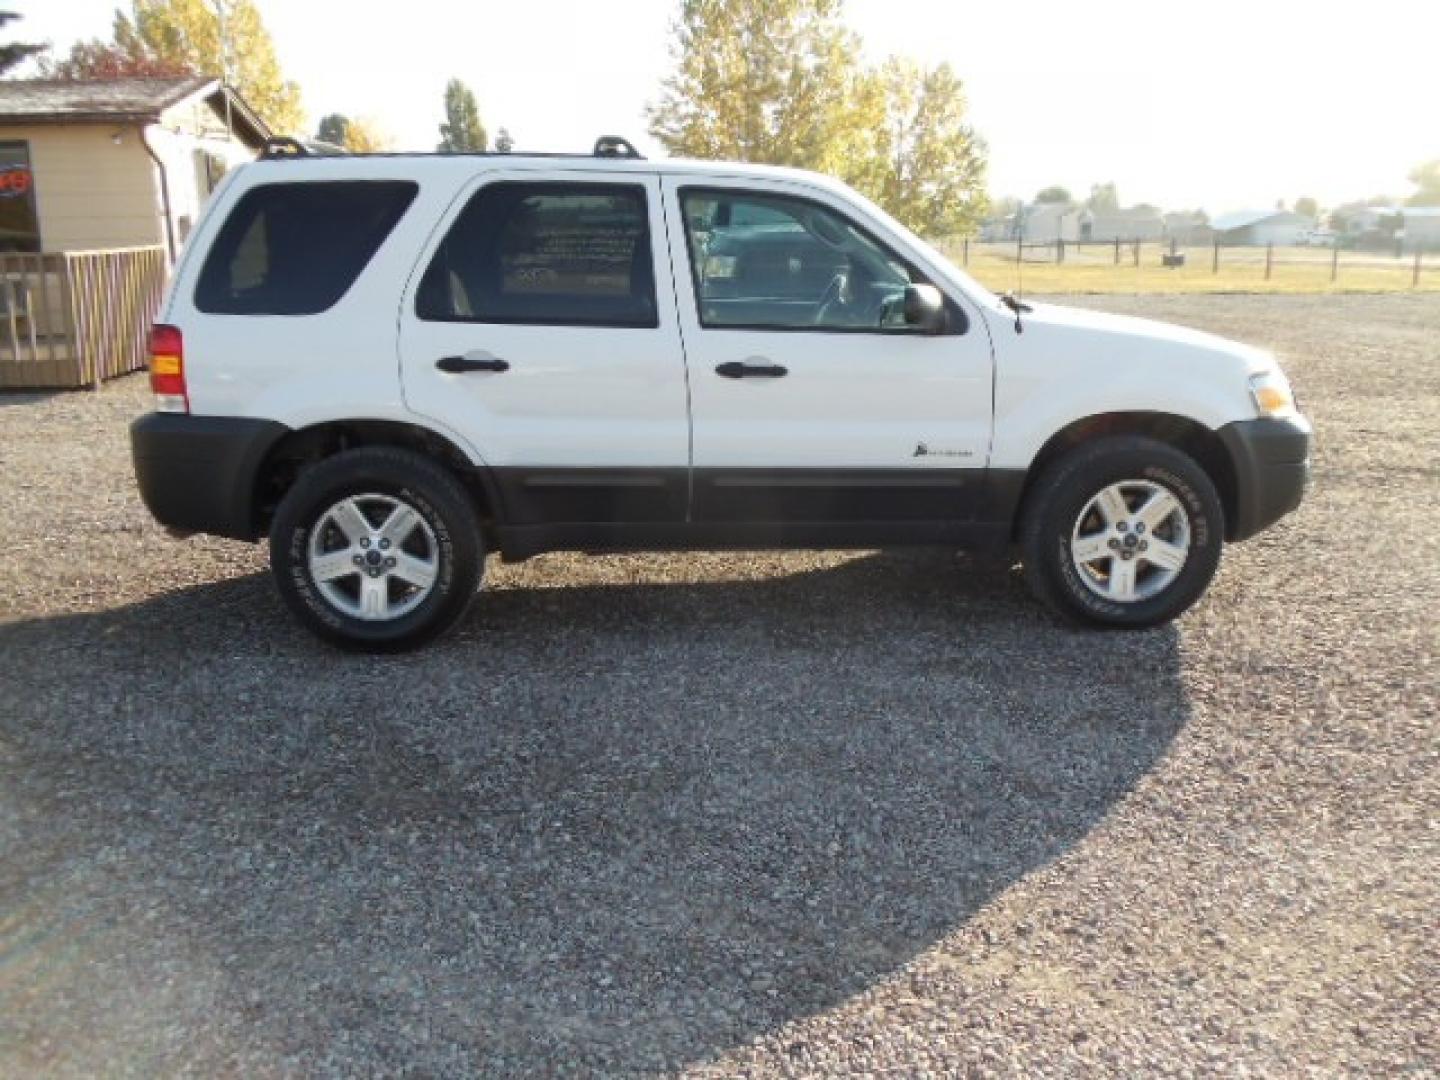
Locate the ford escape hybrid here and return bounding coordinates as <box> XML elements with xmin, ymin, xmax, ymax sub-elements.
<box><xmin>131</xmin><ymin>137</ymin><xmax>1311</xmax><ymax>650</ymax></box>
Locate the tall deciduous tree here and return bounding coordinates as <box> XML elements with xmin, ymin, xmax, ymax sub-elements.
<box><xmin>1293</xmin><ymin>196</ymin><xmax>1319</xmax><ymax>218</ymax></box>
<box><xmin>105</xmin><ymin>0</ymin><xmax>304</xmax><ymax>135</ymax></box>
<box><xmin>1407</xmin><ymin>160</ymin><xmax>1440</xmax><ymax>206</ymax></box>
<box><xmin>1086</xmin><ymin>182</ymin><xmax>1120</xmax><ymax>212</ymax></box>
<box><xmin>857</xmin><ymin>58</ymin><xmax>987</xmax><ymax>237</ymax></box>
<box><xmin>648</xmin><ymin>0</ymin><xmax>869</xmax><ymax>175</ymax></box>
<box><xmin>437</xmin><ymin>79</ymin><xmax>486</xmax><ymax>153</ymax></box>
<box><xmin>0</xmin><ymin>10</ymin><xmax>47</xmax><ymax>75</ymax></box>
<box><xmin>41</xmin><ymin>38</ymin><xmax>190</xmax><ymax>79</ymax></box>
<box><xmin>648</xmin><ymin>0</ymin><xmax>987</xmax><ymax>236</ymax></box>
<box><xmin>343</xmin><ymin>117</ymin><xmax>390</xmax><ymax>153</ymax></box>
<box><xmin>1034</xmin><ymin>186</ymin><xmax>1072</xmax><ymax>204</ymax></box>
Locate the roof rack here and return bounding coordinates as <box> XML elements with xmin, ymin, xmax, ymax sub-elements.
<box><xmin>259</xmin><ymin>136</ymin><xmax>309</xmax><ymax>159</ymax></box>
<box><xmin>256</xmin><ymin>134</ymin><xmax>646</xmax><ymax>162</ymax></box>
<box><xmin>593</xmin><ymin>135</ymin><xmax>644</xmax><ymax>160</ymax></box>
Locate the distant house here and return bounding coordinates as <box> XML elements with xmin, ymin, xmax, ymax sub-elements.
<box><xmin>1394</xmin><ymin>207</ymin><xmax>1440</xmax><ymax>252</ymax></box>
<box><xmin>1163</xmin><ymin>211</ymin><xmax>1213</xmax><ymax>245</ymax></box>
<box><xmin>1082</xmin><ymin>206</ymin><xmax>1165</xmax><ymax>242</ymax></box>
<box><xmin>993</xmin><ymin>201</ymin><xmax>1167</xmax><ymax>243</ymax></box>
<box><xmin>978</xmin><ymin>213</ymin><xmax>1014</xmax><ymax>241</ymax></box>
<box><xmin>1210</xmin><ymin>209</ymin><xmax>1314</xmax><ymax>247</ymax></box>
<box><xmin>1014</xmin><ymin>201</ymin><xmax>1082</xmax><ymax>242</ymax></box>
<box><xmin>0</xmin><ymin>76</ymin><xmax>270</xmax><ymax>262</ymax></box>
<box><xmin>1333</xmin><ymin>205</ymin><xmax>1394</xmax><ymax>236</ymax></box>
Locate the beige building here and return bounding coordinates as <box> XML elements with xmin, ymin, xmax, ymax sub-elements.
<box><xmin>0</xmin><ymin>76</ymin><xmax>270</xmax><ymax>262</ymax></box>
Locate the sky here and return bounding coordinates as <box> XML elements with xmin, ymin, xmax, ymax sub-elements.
<box><xmin>14</xmin><ymin>0</ymin><xmax>1438</xmax><ymax>213</ymax></box>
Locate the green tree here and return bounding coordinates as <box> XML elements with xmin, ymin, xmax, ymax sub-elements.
<box><xmin>648</xmin><ymin>0</ymin><xmax>987</xmax><ymax>235</ymax></box>
<box><xmin>41</xmin><ymin>38</ymin><xmax>190</xmax><ymax>78</ymax></box>
<box><xmin>857</xmin><ymin>58</ymin><xmax>987</xmax><ymax>236</ymax></box>
<box><xmin>315</xmin><ymin>113</ymin><xmax>350</xmax><ymax>146</ymax></box>
<box><xmin>1035</xmin><ymin>186</ymin><xmax>1072</xmax><ymax>204</ymax></box>
<box><xmin>494</xmin><ymin>127</ymin><xmax>515</xmax><ymax>153</ymax></box>
<box><xmin>1293</xmin><ymin>196</ymin><xmax>1319</xmax><ymax>219</ymax></box>
<box><xmin>1407</xmin><ymin>160</ymin><xmax>1440</xmax><ymax>206</ymax></box>
<box><xmin>0</xmin><ymin>10</ymin><xmax>47</xmax><ymax>75</ymax></box>
<box><xmin>109</xmin><ymin>0</ymin><xmax>304</xmax><ymax>135</ymax></box>
<box><xmin>1086</xmin><ymin>182</ymin><xmax>1119</xmax><ymax>212</ymax></box>
<box><xmin>647</xmin><ymin>0</ymin><xmax>871</xmax><ymax>175</ymax></box>
<box><xmin>437</xmin><ymin>78</ymin><xmax>487</xmax><ymax>153</ymax></box>
<box><xmin>343</xmin><ymin>117</ymin><xmax>390</xmax><ymax>153</ymax></box>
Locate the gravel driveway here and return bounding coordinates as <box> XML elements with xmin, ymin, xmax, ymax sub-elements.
<box><xmin>1</xmin><ymin>294</ymin><xmax>1435</xmax><ymax>1076</ymax></box>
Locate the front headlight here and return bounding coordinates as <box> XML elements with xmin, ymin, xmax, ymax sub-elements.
<box><xmin>1249</xmin><ymin>370</ymin><xmax>1297</xmax><ymax>419</ymax></box>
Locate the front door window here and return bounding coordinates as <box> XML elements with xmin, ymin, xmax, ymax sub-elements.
<box><xmin>679</xmin><ymin>188</ymin><xmax>938</xmax><ymax>333</ymax></box>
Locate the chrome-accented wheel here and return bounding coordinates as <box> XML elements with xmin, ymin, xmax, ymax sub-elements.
<box><xmin>1070</xmin><ymin>479</ymin><xmax>1190</xmax><ymax>603</ymax></box>
<box><xmin>306</xmin><ymin>493</ymin><xmax>439</xmax><ymax>621</ymax></box>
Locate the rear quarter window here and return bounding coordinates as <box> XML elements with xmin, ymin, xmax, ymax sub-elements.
<box><xmin>195</xmin><ymin>180</ymin><xmax>417</xmax><ymax>315</ymax></box>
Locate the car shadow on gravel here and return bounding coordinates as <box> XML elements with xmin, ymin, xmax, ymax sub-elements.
<box><xmin>0</xmin><ymin>551</ymin><xmax>1187</xmax><ymax>1074</ymax></box>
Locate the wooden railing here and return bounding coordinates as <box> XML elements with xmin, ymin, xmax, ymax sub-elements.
<box><xmin>0</xmin><ymin>246</ymin><xmax>168</xmax><ymax>390</ymax></box>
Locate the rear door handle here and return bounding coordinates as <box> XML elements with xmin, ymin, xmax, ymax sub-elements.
<box><xmin>715</xmin><ymin>360</ymin><xmax>788</xmax><ymax>379</ymax></box>
<box><xmin>437</xmin><ymin>353</ymin><xmax>510</xmax><ymax>373</ymax></box>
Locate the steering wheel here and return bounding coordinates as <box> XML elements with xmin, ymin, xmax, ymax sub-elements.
<box><xmin>813</xmin><ymin>272</ymin><xmax>850</xmax><ymax>326</ymax></box>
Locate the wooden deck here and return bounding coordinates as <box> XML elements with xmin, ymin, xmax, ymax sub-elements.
<box><xmin>0</xmin><ymin>247</ymin><xmax>167</xmax><ymax>389</ymax></box>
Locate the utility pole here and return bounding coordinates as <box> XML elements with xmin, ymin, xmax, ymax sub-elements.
<box><xmin>214</xmin><ymin>0</ymin><xmax>233</xmax><ymax>140</ymax></box>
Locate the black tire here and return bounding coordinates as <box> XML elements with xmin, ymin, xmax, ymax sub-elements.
<box><xmin>269</xmin><ymin>446</ymin><xmax>483</xmax><ymax>651</ymax></box>
<box><xmin>1019</xmin><ymin>436</ymin><xmax>1223</xmax><ymax>629</ymax></box>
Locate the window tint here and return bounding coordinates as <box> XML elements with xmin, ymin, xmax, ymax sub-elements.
<box><xmin>681</xmin><ymin>188</ymin><xmax>934</xmax><ymax>333</ymax></box>
<box><xmin>416</xmin><ymin>182</ymin><xmax>657</xmax><ymax>327</ymax></box>
<box><xmin>195</xmin><ymin>181</ymin><xmax>416</xmax><ymax>315</ymax></box>
<box><xmin>0</xmin><ymin>142</ymin><xmax>40</xmax><ymax>253</ymax></box>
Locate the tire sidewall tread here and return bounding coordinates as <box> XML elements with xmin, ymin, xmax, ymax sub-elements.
<box><xmin>269</xmin><ymin>446</ymin><xmax>483</xmax><ymax>651</ymax></box>
<box><xmin>1020</xmin><ymin>436</ymin><xmax>1223</xmax><ymax>629</ymax></box>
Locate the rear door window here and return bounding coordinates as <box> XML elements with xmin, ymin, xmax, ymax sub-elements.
<box><xmin>195</xmin><ymin>180</ymin><xmax>417</xmax><ymax>315</ymax></box>
<box><xmin>415</xmin><ymin>182</ymin><xmax>657</xmax><ymax>327</ymax></box>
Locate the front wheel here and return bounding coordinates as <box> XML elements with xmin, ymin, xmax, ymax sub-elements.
<box><xmin>1020</xmin><ymin>436</ymin><xmax>1224</xmax><ymax>628</ymax></box>
<box><xmin>269</xmin><ymin>447</ymin><xmax>483</xmax><ymax>651</ymax></box>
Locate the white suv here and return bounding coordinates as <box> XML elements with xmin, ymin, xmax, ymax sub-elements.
<box><xmin>131</xmin><ymin>137</ymin><xmax>1311</xmax><ymax>650</ymax></box>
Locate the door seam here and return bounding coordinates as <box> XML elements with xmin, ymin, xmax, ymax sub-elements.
<box><xmin>657</xmin><ymin>179</ymin><xmax>696</xmax><ymax>524</ymax></box>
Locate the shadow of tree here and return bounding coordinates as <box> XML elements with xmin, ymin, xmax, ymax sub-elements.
<box><xmin>0</xmin><ymin>551</ymin><xmax>1187</xmax><ymax>1074</ymax></box>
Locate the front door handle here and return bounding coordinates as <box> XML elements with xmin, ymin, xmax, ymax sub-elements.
<box><xmin>715</xmin><ymin>360</ymin><xmax>788</xmax><ymax>379</ymax></box>
<box><xmin>437</xmin><ymin>353</ymin><xmax>510</xmax><ymax>374</ymax></box>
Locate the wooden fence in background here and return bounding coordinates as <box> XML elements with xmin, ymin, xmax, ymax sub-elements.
<box><xmin>0</xmin><ymin>246</ymin><xmax>167</xmax><ymax>390</ymax></box>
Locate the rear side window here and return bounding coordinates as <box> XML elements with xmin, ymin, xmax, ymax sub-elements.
<box><xmin>416</xmin><ymin>182</ymin><xmax>657</xmax><ymax>327</ymax></box>
<box><xmin>195</xmin><ymin>180</ymin><xmax>417</xmax><ymax>315</ymax></box>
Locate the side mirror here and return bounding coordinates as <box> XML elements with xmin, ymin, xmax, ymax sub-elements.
<box><xmin>903</xmin><ymin>283</ymin><xmax>947</xmax><ymax>333</ymax></box>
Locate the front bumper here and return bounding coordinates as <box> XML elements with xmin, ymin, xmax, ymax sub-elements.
<box><xmin>131</xmin><ymin>413</ymin><xmax>288</xmax><ymax>540</ymax></box>
<box><xmin>1217</xmin><ymin>415</ymin><xmax>1312</xmax><ymax>541</ymax></box>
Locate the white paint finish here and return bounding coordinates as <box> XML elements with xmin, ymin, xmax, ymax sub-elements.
<box><xmin>164</xmin><ymin>152</ymin><xmax>1291</xmax><ymax>485</ymax></box>
<box><xmin>984</xmin><ymin>300</ymin><xmax>1272</xmax><ymax>468</ymax></box>
<box><xmin>169</xmin><ymin>158</ymin><xmax>465</xmax><ymax>432</ymax></box>
<box><xmin>659</xmin><ymin>174</ymin><xmax>994</xmax><ymax>469</ymax></box>
<box><xmin>396</xmin><ymin>168</ymin><xmax>690</xmax><ymax>468</ymax></box>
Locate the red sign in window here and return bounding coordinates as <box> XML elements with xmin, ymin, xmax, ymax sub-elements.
<box><xmin>0</xmin><ymin>166</ymin><xmax>32</xmax><ymax>198</ymax></box>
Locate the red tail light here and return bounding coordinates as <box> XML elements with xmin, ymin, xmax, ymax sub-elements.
<box><xmin>149</xmin><ymin>323</ymin><xmax>188</xmax><ymax>413</ymax></box>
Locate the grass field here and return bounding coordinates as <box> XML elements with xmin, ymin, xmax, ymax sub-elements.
<box><xmin>939</xmin><ymin>239</ymin><xmax>1440</xmax><ymax>294</ymax></box>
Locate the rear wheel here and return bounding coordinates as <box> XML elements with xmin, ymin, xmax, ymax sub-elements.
<box><xmin>1020</xmin><ymin>436</ymin><xmax>1223</xmax><ymax>628</ymax></box>
<box><xmin>269</xmin><ymin>447</ymin><xmax>482</xmax><ymax>651</ymax></box>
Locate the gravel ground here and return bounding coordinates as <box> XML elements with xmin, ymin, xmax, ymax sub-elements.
<box><xmin>1</xmin><ymin>294</ymin><xmax>1436</xmax><ymax>1076</ymax></box>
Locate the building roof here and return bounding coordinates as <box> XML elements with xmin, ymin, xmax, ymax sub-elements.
<box><xmin>0</xmin><ymin>77</ymin><xmax>270</xmax><ymax>145</ymax></box>
<box><xmin>1211</xmin><ymin>209</ymin><xmax>1307</xmax><ymax>231</ymax></box>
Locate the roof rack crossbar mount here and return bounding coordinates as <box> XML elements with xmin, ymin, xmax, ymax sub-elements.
<box><xmin>593</xmin><ymin>135</ymin><xmax>643</xmax><ymax>160</ymax></box>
